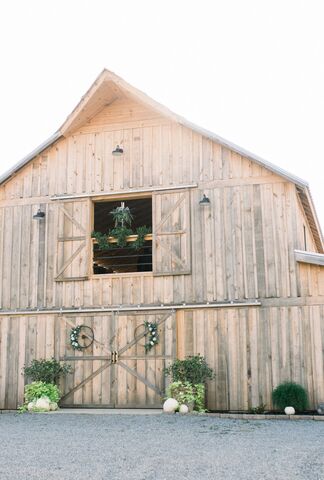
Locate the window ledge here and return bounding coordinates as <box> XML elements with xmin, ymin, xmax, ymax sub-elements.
<box><xmin>91</xmin><ymin>272</ymin><xmax>153</xmax><ymax>279</ymax></box>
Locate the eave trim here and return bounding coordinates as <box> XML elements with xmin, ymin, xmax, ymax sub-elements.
<box><xmin>0</xmin><ymin>132</ymin><xmax>62</xmax><ymax>186</ymax></box>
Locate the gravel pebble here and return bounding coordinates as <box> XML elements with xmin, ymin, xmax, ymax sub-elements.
<box><xmin>1</xmin><ymin>413</ymin><xmax>324</xmax><ymax>479</ymax></box>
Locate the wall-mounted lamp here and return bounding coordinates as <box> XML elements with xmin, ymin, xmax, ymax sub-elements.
<box><xmin>199</xmin><ymin>194</ymin><xmax>210</xmax><ymax>206</ymax></box>
<box><xmin>112</xmin><ymin>145</ymin><xmax>123</xmax><ymax>156</ymax></box>
<box><xmin>33</xmin><ymin>209</ymin><xmax>45</xmax><ymax>220</ymax></box>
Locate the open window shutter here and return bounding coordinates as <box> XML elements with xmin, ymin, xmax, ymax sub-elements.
<box><xmin>55</xmin><ymin>199</ymin><xmax>90</xmax><ymax>281</ymax></box>
<box><xmin>153</xmin><ymin>189</ymin><xmax>191</xmax><ymax>275</ymax></box>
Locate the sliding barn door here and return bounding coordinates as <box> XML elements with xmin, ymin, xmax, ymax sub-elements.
<box><xmin>58</xmin><ymin>315</ymin><xmax>115</xmax><ymax>407</ymax></box>
<box><xmin>114</xmin><ymin>311</ymin><xmax>176</xmax><ymax>408</ymax></box>
<box><xmin>58</xmin><ymin>311</ymin><xmax>176</xmax><ymax>408</ymax></box>
<box><xmin>55</xmin><ymin>200</ymin><xmax>91</xmax><ymax>281</ymax></box>
<box><xmin>153</xmin><ymin>189</ymin><xmax>191</xmax><ymax>275</ymax></box>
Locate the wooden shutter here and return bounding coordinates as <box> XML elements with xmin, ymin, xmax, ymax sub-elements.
<box><xmin>153</xmin><ymin>190</ymin><xmax>191</xmax><ymax>275</ymax></box>
<box><xmin>55</xmin><ymin>199</ymin><xmax>90</xmax><ymax>281</ymax></box>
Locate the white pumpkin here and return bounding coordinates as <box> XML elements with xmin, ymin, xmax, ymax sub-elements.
<box><xmin>27</xmin><ymin>401</ymin><xmax>35</xmax><ymax>411</ymax></box>
<box><xmin>49</xmin><ymin>402</ymin><xmax>58</xmax><ymax>411</ymax></box>
<box><xmin>163</xmin><ymin>398</ymin><xmax>179</xmax><ymax>413</ymax></box>
<box><xmin>284</xmin><ymin>406</ymin><xmax>295</xmax><ymax>415</ymax></box>
<box><xmin>179</xmin><ymin>404</ymin><xmax>189</xmax><ymax>414</ymax></box>
<box><xmin>35</xmin><ymin>397</ymin><xmax>50</xmax><ymax>411</ymax></box>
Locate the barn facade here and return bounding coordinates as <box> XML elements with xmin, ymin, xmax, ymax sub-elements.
<box><xmin>0</xmin><ymin>69</ymin><xmax>324</xmax><ymax>410</ymax></box>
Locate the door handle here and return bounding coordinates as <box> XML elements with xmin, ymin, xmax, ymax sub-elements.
<box><xmin>111</xmin><ymin>351</ymin><xmax>119</xmax><ymax>364</ymax></box>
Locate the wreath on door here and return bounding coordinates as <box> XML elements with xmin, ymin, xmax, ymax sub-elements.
<box><xmin>144</xmin><ymin>321</ymin><xmax>159</xmax><ymax>352</ymax></box>
<box><xmin>70</xmin><ymin>325</ymin><xmax>94</xmax><ymax>351</ymax></box>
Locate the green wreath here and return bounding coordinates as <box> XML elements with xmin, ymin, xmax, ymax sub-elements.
<box><xmin>144</xmin><ymin>321</ymin><xmax>159</xmax><ymax>352</ymax></box>
<box><xmin>70</xmin><ymin>325</ymin><xmax>94</xmax><ymax>351</ymax></box>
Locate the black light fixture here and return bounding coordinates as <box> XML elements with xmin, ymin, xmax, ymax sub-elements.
<box><xmin>112</xmin><ymin>145</ymin><xmax>123</xmax><ymax>156</ymax></box>
<box><xmin>199</xmin><ymin>194</ymin><xmax>210</xmax><ymax>206</ymax></box>
<box><xmin>33</xmin><ymin>209</ymin><xmax>45</xmax><ymax>220</ymax></box>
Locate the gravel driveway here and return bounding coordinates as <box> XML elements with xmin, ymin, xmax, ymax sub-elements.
<box><xmin>1</xmin><ymin>413</ymin><xmax>324</xmax><ymax>479</ymax></box>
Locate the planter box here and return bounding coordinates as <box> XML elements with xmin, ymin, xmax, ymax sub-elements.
<box><xmin>93</xmin><ymin>233</ymin><xmax>152</xmax><ymax>245</ymax></box>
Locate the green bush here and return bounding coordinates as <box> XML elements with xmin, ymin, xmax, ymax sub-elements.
<box><xmin>164</xmin><ymin>355</ymin><xmax>214</xmax><ymax>385</ymax></box>
<box><xmin>272</xmin><ymin>382</ymin><xmax>308</xmax><ymax>412</ymax></box>
<box><xmin>23</xmin><ymin>358</ymin><xmax>72</xmax><ymax>385</ymax></box>
<box><xmin>25</xmin><ymin>381</ymin><xmax>61</xmax><ymax>404</ymax></box>
<box><xmin>167</xmin><ymin>381</ymin><xmax>206</xmax><ymax>412</ymax></box>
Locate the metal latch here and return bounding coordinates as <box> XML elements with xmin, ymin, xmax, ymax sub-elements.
<box><xmin>111</xmin><ymin>351</ymin><xmax>119</xmax><ymax>364</ymax></box>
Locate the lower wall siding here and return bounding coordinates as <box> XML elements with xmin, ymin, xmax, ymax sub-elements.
<box><xmin>178</xmin><ymin>306</ymin><xmax>324</xmax><ymax>411</ymax></box>
<box><xmin>1</xmin><ymin>305</ymin><xmax>324</xmax><ymax>410</ymax></box>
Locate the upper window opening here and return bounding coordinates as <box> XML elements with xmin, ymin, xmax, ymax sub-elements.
<box><xmin>92</xmin><ymin>198</ymin><xmax>152</xmax><ymax>274</ymax></box>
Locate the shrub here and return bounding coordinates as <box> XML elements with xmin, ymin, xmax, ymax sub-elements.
<box><xmin>167</xmin><ymin>381</ymin><xmax>206</xmax><ymax>412</ymax></box>
<box><xmin>272</xmin><ymin>382</ymin><xmax>308</xmax><ymax>412</ymax></box>
<box><xmin>164</xmin><ymin>355</ymin><xmax>214</xmax><ymax>385</ymax></box>
<box><xmin>25</xmin><ymin>381</ymin><xmax>61</xmax><ymax>404</ymax></box>
<box><xmin>23</xmin><ymin>358</ymin><xmax>72</xmax><ymax>385</ymax></box>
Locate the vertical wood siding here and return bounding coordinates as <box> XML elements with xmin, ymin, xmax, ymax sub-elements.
<box><xmin>0</xmin><ymin>182</ymin><xmax>316</xmax><ymax>309</ymax></box>
<box><xmin>177</xmin><ymin>306</ymin><xmax>324</xmax><ymax>411</ymax></box>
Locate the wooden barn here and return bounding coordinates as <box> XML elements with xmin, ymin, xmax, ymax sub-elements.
<box><xmin>0</xmin><ymin>69</ymin><xmax>324</xmax><ymax>411</ymax></box>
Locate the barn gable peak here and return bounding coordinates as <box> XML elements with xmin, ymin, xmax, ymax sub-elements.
<box><xmin>0</xmin><ymin>68</ymin><xmax>322</xmax><ymax>251</ymax></box>
<box><xmin>0</xmin><ymin>68</ymin><xmax>310</xmax><ymax>190</ymax></box>
<box><xmin>59</xmin><ymin>69</ymin><xmax>179</xmax><ymax>136</ymax></box>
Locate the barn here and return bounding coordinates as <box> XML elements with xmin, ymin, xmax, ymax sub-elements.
<box><xmin>0</xmin><ymin>69</ymin><xmax>323</xmax><ymax>411</ymax></box>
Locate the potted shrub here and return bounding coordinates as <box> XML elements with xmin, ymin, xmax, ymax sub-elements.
<box><xmin>21</xmin><ymin>358</ymin><xmax>72</xmax><ymax>412</ymax></box>
<box><xmin>166</xmin><ymin>381</ymin><xmax>206</xmax><ymax>412</ymax></box>
<box><xmin>23</xmin><ymin>358</ymin><xmax>72</xmax><ymax>385</ymax></box>
<box><xmin>164</xmin><ymin>355</ymin><xmax>214</xmax><ymax>412</ymax></box>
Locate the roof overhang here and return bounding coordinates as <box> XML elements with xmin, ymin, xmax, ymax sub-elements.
<box><xmin>296</xmin><ymin>187</ymin><xmax>323</xmax><ymax>253</ymax></box>
<box><xmin>0</xmin><ymin>132</ymin><xmax>62</xmax><ymax>186</ymax></box>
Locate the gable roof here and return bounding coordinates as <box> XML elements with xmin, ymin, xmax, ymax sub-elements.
<box><xmin>0</xmin><ymin>69</ymin><xmax>323</xmax><ymax>252</ymax></box>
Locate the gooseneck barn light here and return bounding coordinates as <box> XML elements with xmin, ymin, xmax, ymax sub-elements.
<box><xmin>199</xmin><ymin>194</ymin><xmax>210</xmax><ymax>206</ymax></box>
<box><xmin>33</xmin><ymin>209</ymin><xmax>45</xmax><ymax>220</ymax></box>
<box><xmin>112</xmin><ymin>145</ymin><xmax>123</xmax><ymax>156</ymax></box>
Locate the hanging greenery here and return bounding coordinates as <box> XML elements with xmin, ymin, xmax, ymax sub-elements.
<box><xmin>91</xmin><ymin>231</ymin><xmax>111</xmax><ymax>250</ymax></box>
<box><xmin>109</xmin><ymin>226</ymin><xmax>133</xmax><ymax>248</ymax></box>
<box><xmin>132</xmin><ymin>226</ymin><xmax>152</xmax><ymax>250</ymax></box>
<box><xmin>92</xmin><ymin>202</ymin><xmax>151</xmax><ymax>250</ymax></box>
<box><xmin>144</xmin><ymin>321</ymin><xmax>159</xmax><ymax>352</ymax></box>
<box><xmin>110</xmin><ymin>204</ymin><xmax>133</xmax><ymax>227</ymax></box>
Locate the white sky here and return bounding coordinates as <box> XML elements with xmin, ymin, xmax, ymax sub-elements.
<box><xmin>0</xmin><ymin>0</ymin><xmax>323</xmax><ymax>231</ymax></box>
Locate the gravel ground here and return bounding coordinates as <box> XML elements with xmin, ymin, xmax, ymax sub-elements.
<box><xmin>1</xmin><ymin>413</ymin><xmax>324</xmax><ymax>480</ymax></box>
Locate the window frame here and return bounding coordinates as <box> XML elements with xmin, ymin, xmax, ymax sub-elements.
<box><xmin>90</xmin><ymin>192</ymin><xmax>153</xmax><ymax>278</ymax></box>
